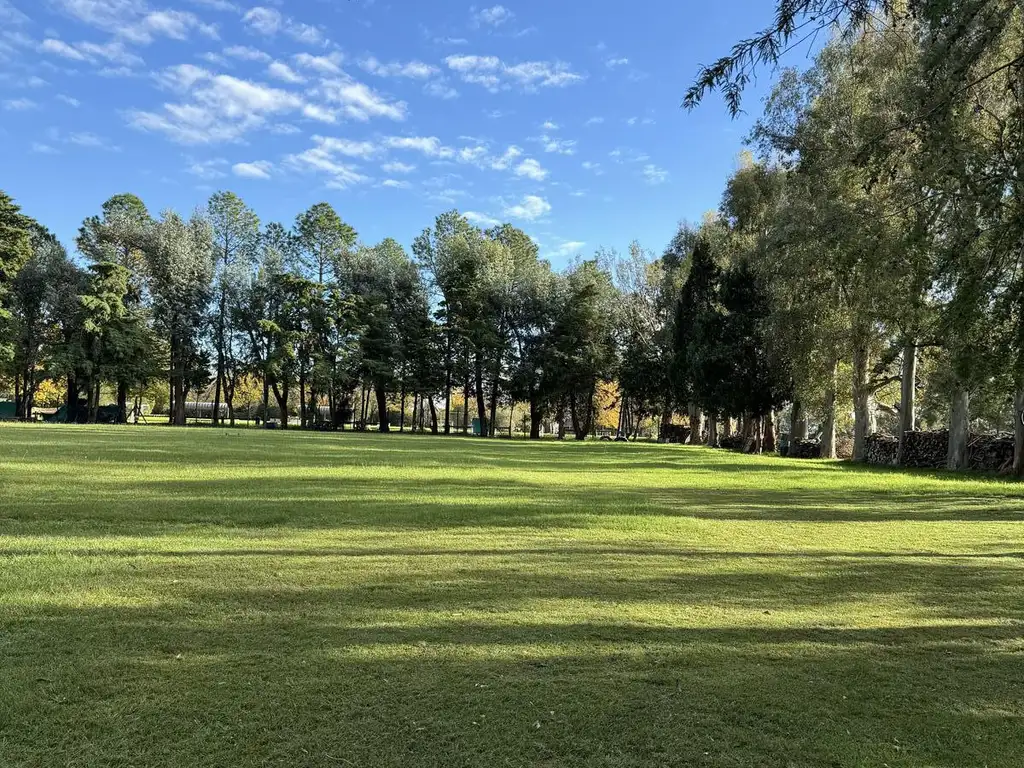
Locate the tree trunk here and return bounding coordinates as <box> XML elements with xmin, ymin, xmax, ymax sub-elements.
<box><xmin>400</xmin><ymin>382</ymin><xmax>407</xmax><ymax>433</ymax></box>
<box><xmin>509</xmin><ymin>403</ymin><xmax>515</xmax><ymax>438</ymax></box>
<box><xmin>173</xmin><ymin>376</ymin><xmax>186</xmax><ymax>426</ymax></box>
<box><xmin>444</xmin><ymin>331</ymin><xmax>452</xmax><ymax>435</ymax></box>
<box><xmin>428</xmin><ymin>397</ymin><xmax>439</xmax><ymax>434</ymax></box>
<box><xmin>722</xmin><ymin>416</ymin><xmax>733</xmax><ymax>439</ymax></box>
<box><xmin>376</xmin><ymin>383</ymin><xmax>389</xmax><ymax>433</ymax></box>
<box><xmin>947</xmin><ymin>386</ymin><xmax>970</xmax><ymax>471</ymax></box>
<box><xmin>411</xmin><ymin>393</ymin><xmax>419</xmax><ymax>433</ymax></box>
<box><xmin>66</xmin><ymin>375</ymin><xmax>78</xmax><ymax>424</ymax></box>
<box><xmin>820</xmin><ymin>356</ymin><xmax>838</xmax><ymax>459</ymax></box>
<box><xmin>261</xmin><ymin>375</ymin><xmax>270</xmax><ymax>429</ymax></box>
<box><xmin>763</xmin><ymin>411</ymin><xmax>777</xmax><ymax>453</ymax></box>
<box><xmin>488</xmin><ymin>350</ymin><xmax>501</xmax><ymax>438</ymax></box>
<box><xmin>116</xmin><ymin>381</ymin><xmax>129</xmax><ymax>425</ymax></box>
<box><xmin>272</xmin><ymin>382</ymin><xmax>289</xmax><ymax>429</ymax></box>
<box><xmin>852</xmin><ymin>339</ymin><xmax>871</xmax><ymax>462</ymax></box>
<box><xmin>790</xmin><ymin>401</ymin><xmax>808</xmax><ymax>441</ymax></box>
<box><xmin>299</xmin><ymin>367</ymin><xmax>307</xmax><ymax>429</ymax></box>
<box><xmin>213</xmin><ymin>369</ymin><xmax>222</xmax><ymax>427</ymax></box>
<box><xmin>556</xmin><ymin>399</ymin><xmax>566</xmax><ymax>440</ymax></box>
<box><xmin>897</xmin><ymin>342</ymin><xmax>917</xmax><ymax>465</ymax></box>
<box><xmin>529</xmin><ymin>391</ymin><xmax>542</xmax><ymax>440</ymax></box>
<box><xmin>463</xmin><ymin>359</ymin><xmax>470</xmax><ymax>435</ymax></box>
<box><xmin>474</xmin><ymin>351</ymin><xmax>488</xmax><ymax>436</ymax></box>
<box><xmin>688</xmin><ymin>404</ymin><xmax>703</xmax><ymax>445</ymax></box>
<box><xmin>705</xmin><ymin>413</ymin><xmax>718</xmax><ymax>447</ymax></box>
<box><xmin>1013</xmin><ymin>386</ymin><xmax>1024</xmax><ymax>476</ymax></box>
<box><xmin>753</xmin><ymin>414</ymin><xmax>763</xmax><ymax>454</ymax></box>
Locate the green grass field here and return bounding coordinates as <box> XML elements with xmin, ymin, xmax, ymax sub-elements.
<box><xmin>1</xmin><ymin>424</ymin><xmax>1022</xmax><ymax>767</ymax></box>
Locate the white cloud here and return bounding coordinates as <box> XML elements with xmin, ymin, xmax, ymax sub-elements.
<box><xmin>130</xmin><ymin>66</ymin><xmax>307</xmax><ymax>144</ymax></box>
<box><xmin>186</xmin><ymin>158</ymin><xmax>228</xmax><ymax>178</ymax></box>
<box><xmin>514</xmin><ymin>158</ymin><xmax>547</xmax><ymax>181</ymax></box>
<box><xmin>40</xmin><ymin>38</ymin><xmax>143</xmax><ymax>67</ymax></box>
<box><xmin>189</xmin><ymin>0</ymin><xmax>238</xmax><ymax>10</ymax></box>
<box><xmin>541</xmin><ymin>120</ymin><xmax>558</xmax><ymax>130</ymax></box>
<box><xmin>434</xmin><ymin>36</ymin><xmax>468</xmax><ymax>45</ymax></box>
<box><xmin>380</xmin><ymin>178</ymin><xmax>410</xmax><ymax>189</ymax></box>
<box><xmin>267</xmin><ymin>61</ymin><xmax>305</xmax><ymax>84</ymax></box>
<box><xmin>423</xmin><ymin>80</ymin><xmax>458</xmax><ymax>99</ymax></box>
<box><xmin>310</xmin><ymin>136</ymin><xmax>380</xmax><ymax>159</ymax></box>
<box><xmin>286</xmin><ymin>136</ymin><xmax>370</xmax><ymax>189</ymax></box>
<box><xmin>550</xmin><ymin>240</ymin><xmax>585</xmax><ymax>258</ymax></box>
<box><xmin>52</xmin><ymin>1</ymin><xmax>217</xmax><ymax>45</ymax></box>
<box><xmin>3</xmin><ymin>97</ymin><xmax>36</xmax><ymax>110</ymax></box>
<box><xmin>31</xmin><ymin>142</ymin><xmax>58</xmax><ymax>154</ymax></box>
<box><xmin>57</xmin><ymin>94</ymin><xmax>81</xmax><ymax>107</ymax></box>
<box><xmin>384</xmin><ymin>135</ymin><xmax>452</xmax><ymax>158</ymax></box>
<box><xmin>233</xmin><ymin>160</ymin><xmax>273</xmax><ymax>179</ymax></box>
<box><xmin>490</xmin><ymin>145</ymin><xmax>522</xmax><ymax>170</ymax></box>
<box><xmin>503</xmin><ymin>194</ymin><xmax>550</xmax><ymax>221</ymax></box>
<box><xmin>536</xmin><ymin>135</ymin><xmax>576</xmax><ymax>155</ymax></box>
<box><xmin>293</xmin><ymin>51</ymin><xmax>344</xmax><ymax>75</ymax></box>
<box><xmin>317</xmin><ymin>77</ymin><xmax>407</xmax><ymax>122</ymax></box>
<box><xmin>359</xmin><ymin>56</ymin><xmax>438</xmax><ymax>79</ymax></box>
<box><xmin>606</xmin><ymin>57</ymin><xmax>629</xmax><ymax>68</ymax></box>
<box><xmin>242</xmin><ymin>6</ymin><xmax>281</xmax><ymax>35</ymax></box>
<box><xmin>68</xmin><ymin>132</ymin><xmax>114</xmax><ymax>148</ymax></box>
<box><xmin>472</xmin><ymin>5</ymin><xmax>514</xmax><ymax>26</ymax></box>
<box><xmin>465</xmin><ymin>211</ymin><xmax>501</xmax><ymax>227</ymax></box>
<box><xmin>445</xmin><ymin>55</ymin><xmax>583</xmax><ymax>91</ymax></box>
<box><xmin>584</xmin><ymin>116</ymin><xmax>604</xmax><ymax>126</ymax></box>
<box><xmin>581</xmin><ymin>160</ymin><xmax>603</xmax><ymax>174</ymax></box>
<box><xmin>381</xmin><ymin>161</ymin><xmax>415</xmax><ymax>173</ymax></box>
<box><xmin>243</xmin><ymin>6</ymin><xmax>324</xmax><ymax>44</ymax></box>
<box><xmin>643</xmin><ymin>163</ymin><xmax>668</xmax><ymax>184</ymax></box>
<box><xmin>224</xmin><ymin>45</ymin><xmax>270</xmax><ymax>62</ymax></box>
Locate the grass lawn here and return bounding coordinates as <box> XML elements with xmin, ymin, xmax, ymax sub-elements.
<box><xmin>1</xmin><ymin>424</ymin><xmax>1022</xmax><ymax>767</ymax></box>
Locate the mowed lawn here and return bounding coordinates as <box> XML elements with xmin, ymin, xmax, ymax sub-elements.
<box><xmin>1</xmin><ymin>426</ymin><xmax>1023</xmax><ymax>767</ymax></box>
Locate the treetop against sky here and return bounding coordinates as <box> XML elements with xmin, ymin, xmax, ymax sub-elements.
<box><xmin>0</xmin><ymin>0</ymin><xmax>799</xmax><ymax>265</ymax></box>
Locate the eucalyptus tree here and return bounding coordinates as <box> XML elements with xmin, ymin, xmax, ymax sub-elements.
<box><xmin>145</xmin><ymin>211</ymin><xmax>214</xmax><ymax>426</ymax></box>
<box><xmin>207</xmin><ymin>191</ymin><xmax>260</xmax><ymax>426</ymax></box>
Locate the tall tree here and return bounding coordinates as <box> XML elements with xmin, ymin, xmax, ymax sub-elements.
<box><xmin>207</xmin><ymin>191</ymin><xmax>260</xmax><ymax>426</ymax></box>
<box><xmin>145</xmin><ymin>211</ymin><xmax>214</xmax><ymax>426</ymax></box>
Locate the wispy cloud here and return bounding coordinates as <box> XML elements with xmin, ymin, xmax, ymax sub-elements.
<box><xmin>472</xmin><ymin>5</ymin><xmax>514</xmax><ymax>26</ymax></box>
<box><xmin>243</xmin><ymin>6</ymin><xmax>324</xmax><ymax>45</ymax></box>
<box><xmin>445</xmin><ymin>55</ymin><xmax>584</xmax><ymax>92</ymax></box>
<box><xmin>233</xmin><ymin>160</ymin><xmax>273</xmax><ymax>179</ymax></box>
<box><xmin>465</xmin><ymin>211</ymin><xmax>502</xmax><ymax>227</ymax></box>
<box><xmin>514</xmin><ymin>158</ymin><xmax>548</xmax><ymax>181</ymax></box>
<box><xmin>643</xmin><ymin>164</ymin><xmax>668</xmax><ymax>184</ymax></box>
<box><xmin>503</xmin><ymin>194</ymin><xmax>551</xmax><ymax>221</ymax></box>
<box><xmin>359</xmin><ymin>57</ymin><xmax>438</xmax><ymax>79</ymax></box>
<box><xmin>3</xmin><ymin>97</ymin><xmax>37</xmax><ymax>110</ymax></box>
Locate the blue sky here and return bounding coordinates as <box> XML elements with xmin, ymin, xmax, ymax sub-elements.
<box><xmin>0</xmin><ymin>0</ymin><xmax>794</xmax><ymax>267</ymax></box>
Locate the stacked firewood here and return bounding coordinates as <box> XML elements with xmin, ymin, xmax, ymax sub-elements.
<box><xmin>865</xmin><ymin>434</ymin><xmax>899</xmax><ymax>465</ymax></box>
<box><xmin>659</xmin><ymin>424</ymin><xmax>692</xmax><ymax>444</ymax></box>
<box><xmin>968</xmin><ymin>434</ymin><xmax>1014</xmax><ymax>472</ymax></box>
<box><xmin>788</xmin><ymin>439</ymin><xmax>821</xmax><ymax>459</ymax></box>
<box><xmin>865</xmin><ymin>430</ymin><xmax>1015</xmax><ymax>473</ymax></box>
<box><xmin>718</xmin><ymin>434</ymin><xmax>745</xmax><ymax>451</ymax></box>
<box><xmin>898</xmin><ymin>431</ymin><xmax>949</xmax><ymax>469</ymax></box>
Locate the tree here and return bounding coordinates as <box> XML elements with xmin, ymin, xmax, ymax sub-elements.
<box><xmin>76</xmin><ymin>193</ymin><xmax>152</xmax><ymax>421</ymax></box>
<box><xmin>0</xmin><ymin>190</ymin><xmax>33</xmax><ymax>366</ymax></box>
<box><xmin>413</xmin><ymin>210</ymin><xmax>478</xmax><ymax>434</ymax></box>
<box><xmin>207</xmin><ymin>191</ymin><xmax>260</xmax><ymax>426</ymax></box>
<box><xmin>146</xmin><ymin>211</ymin><xmax>214</xmax><ymax>426</ymax></box>
<box><xmin>295</xmin><ymin>203</ymin><xmax>357</xmax><ymax>285</ymax></box>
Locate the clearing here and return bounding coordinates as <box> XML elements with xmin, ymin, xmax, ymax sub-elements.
<box><xmin>1</xmin><ymin>425</ymin><xmax>1022</xmax><ymax>767</ymax></box>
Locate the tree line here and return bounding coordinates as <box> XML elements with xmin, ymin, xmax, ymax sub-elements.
<box><xmin>671</xmin><ymin>1</ymin><xmax>1024</xmax><ymax>472</ymax></box>
<box><xmin>0</xmin><ymin>192</ymin><xmax>627</xmax><ymax>438</ymax></box>
<box><xmin>2</xmin><ymin>4</ymin><xmax>1021</xmax><ymax>465</ymax></box>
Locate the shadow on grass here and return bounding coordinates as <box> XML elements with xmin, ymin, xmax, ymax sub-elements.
<box><xmin>3</xmin><ymin>556</ymin><xmax>1023</xmax><ymax>767</ymax></box>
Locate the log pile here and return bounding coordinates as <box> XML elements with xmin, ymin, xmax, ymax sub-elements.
<box><xmin>899</xmin><ymin>430</ymin><xmax>948</xmax><ymax>469</ymax></box>
<box><xmin>718</xmin><ymin>434</ymin><xmax>745</xmax><ymax>451</ymax></box>
<box><xmin>968</xmin><ymin>433</ymin><xmax>1014</xmax><ymax>473</ymax></box>
<box><xmin>788</xmin><ymin>439</ymin><xmax>821</xmax><ymax>459</ymax></box>
<box><xmin>865</xmin><ymin>430</ymin><xmax>1016</xmax><ymax>473</ymax></box>
<box><xmin>659</xmin><ymin>424</ymin><xmax>692</xmax><ymax>444</ymax></box>
<box><xmin>865</xmin><ymin>433</ymin><xmax>898</xmax><ymax>465</ymax></box>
